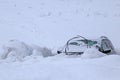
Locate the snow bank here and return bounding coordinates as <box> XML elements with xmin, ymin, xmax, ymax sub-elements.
<box><xmin>81</xmin><ymin>48</ymin><xmax>106</xmax><ymax>59</ymax></box>
<box><xmin>0</xmin><ymin>39</ymin><xmax>115</xmax><ymax>61</ymax></box>
<box><xmin>0</xmin><ymin>40</ymin><xmax>53</xmax><ymax>61</ymax></box>
<box><xmin>0</xmin><ymin>41</ymin><xmax>119</xmax><ymax>80</ymax></box>
<box><xmin>31</xmin><ymin>45</ymin><xmax>53</xmax><ymax>57</ymax></box>
<box><xmin>0</xmin><ymin>54</ymin><xmax>120</xmax><ymax>80</ymax></box>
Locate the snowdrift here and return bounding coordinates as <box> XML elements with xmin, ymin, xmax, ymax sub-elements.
<box><xmin>0</xmin><ymin>40</ymin><xmax>119</xmax><ymax>80</ymax></box>
<box><xmin>81</xmin><ymin>48</ymin><xmax>107</xmax><ymax>59</ymax></box>
<box><xmin>0</xmin><ymin>40</ymin><xmax>53</xmax><ymax>61</ymax></box>
<box><xmin>0</xmin><ymin>39</ymin><xmax>118</xmax><ymax>61</ymax></box>
<box><xmin>0</xmin><ymin>54</ymin><xmax>120</xmax><ymax>80</ymax></box>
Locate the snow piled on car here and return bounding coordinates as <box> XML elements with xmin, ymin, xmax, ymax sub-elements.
<box><xmin>81</xmin><ymin>48</ymin><xmax>106</xmax><ymax>59</ymax></box>
<box><xmin>0</xmin><ymin>40</ymin><xmax>120</xmax><ymax>80</ymax></box>
<box><xmin>0</xmin><ymin>40</ymin><xmax>108</xmax><ymax>62</ymax></box>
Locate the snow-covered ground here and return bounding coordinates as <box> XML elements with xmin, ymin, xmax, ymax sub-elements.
<box><xmin>0</xmin><ymin>54</ymin><xmax>120</xmax><ymax>80</ymax></box>
<box><xmin>0</xmin><ymin>40</ymin><xmax>120</xmax><ymax>80</ymax></box>
<box><xmin>0</xmin><ymin>0</ymin><xmax>120</xmax><ymax>80</ymax></box>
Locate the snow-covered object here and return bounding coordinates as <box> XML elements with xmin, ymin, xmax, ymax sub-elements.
<box><xmin>31</xmin><ymin>45</ymin><xmax>53</xmax><ymax>57</ymax></box>
<box><xmin>81</xmin><ymin>48</ymin><xmax>106</xmax><ymax>59</ymax></box>
<box><xmin>57</xmin><ymin>36</ymin><xmax>115</xmax><ymax>55</ymax></box>
<box><xmin>1</xmin><ymin>40</ymin><xmax>33</xmax><ymax>60</ymax></box>
<box><xmin>0</xmin><ymin>40</ymin><xmax>53</xmax><ymax>61</ymax></box>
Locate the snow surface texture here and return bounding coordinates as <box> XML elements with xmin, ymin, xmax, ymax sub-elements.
<box><xmin>0</xmin><ymin>54</ymin><xmax>120</xmax><ymax>80</ymax></box>
<box><xmin>81</xmin><ymin>48</ymin><xmax>106</xmax><ymax>59</ymax></box>
<box><xmin>0</xmin><ymin>0</ymin><xmax>120</xmax><ymax>80</ymax></box>
<box><xmin>0</xmin><ymin>40</ymin><xmax>53</xmax><ymax>61</ymax></box>
<box><xmin>0</xmin><ymin>40</ymin><xmax>120</xmax><ymax>80</ymax></box>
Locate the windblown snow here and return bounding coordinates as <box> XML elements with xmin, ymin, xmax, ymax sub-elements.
<box><xmin>0</xmin><ymin>0</ymin><xmax>120</xmax><ymax>80</ymax></box>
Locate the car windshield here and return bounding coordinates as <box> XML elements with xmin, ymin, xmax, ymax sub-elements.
<box><xmin>69</xmin><ymin>39</ymin><xmax>97</xmax><ymax>47</ymax></box>
<box><xmin>65</xmin><ymin>36</ymin><xmax>99</xmax><ymax>54</ymax></box>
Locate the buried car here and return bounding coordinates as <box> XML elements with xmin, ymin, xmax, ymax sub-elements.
<box><xmin>57</xmin><ymin>36</ymin><xmax>115</xmax><ymax>55</ymax></box>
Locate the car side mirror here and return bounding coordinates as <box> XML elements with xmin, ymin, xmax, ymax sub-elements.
<box><xmin>57</xmin><ymin>51</ymin><xmax>62</xmax><ymax>54</ymax></box>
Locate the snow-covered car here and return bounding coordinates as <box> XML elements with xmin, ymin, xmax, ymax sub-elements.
<box><xmin>57</xmin><ymin>36</ymin><xmax>115</xmax><ymax>55</ymax></box>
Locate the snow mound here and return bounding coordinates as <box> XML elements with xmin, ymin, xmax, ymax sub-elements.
<box><xmin>0</xmin><ymin>40</ymin><xmax>53</xmax><ymax>61</ymax></box>
<box><xmin>30</xmin><ymin>45</ymin><xmax>53</xmax><ymax>57</ymax></box>
<box><xmin>0</xmin><ymin>54</ymin><xmax>120</xmax><ymax>80</ymax></box>
<box><xmin>81</xmin><ymin>48</ymin><xmax>106</xmax><ymax>59</ymax></box>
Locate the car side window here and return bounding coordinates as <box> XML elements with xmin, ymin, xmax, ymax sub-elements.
<box><xmin>101</xmin><ymin>39</ymin><xmax>110</xmax><ymax>50</ymax></box>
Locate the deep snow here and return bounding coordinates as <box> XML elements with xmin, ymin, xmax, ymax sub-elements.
<box><xmin>0</xmin><ymin>55</ymin><xmax>120</xmax><ymax>80</ymax></box>
<box><xmin>0</xmin><ymin>40</ymin><xmax>53</xmax><ymax>61</ymax></box>
<box><xmin>0</xmin><ymin>40</ymin><xmax>120</xmax><ymax>80</ymax></box>
<box><xmin>0</xmin><ymin>0</ymin><xmax>120</xmax><ymax>80</ymax></box>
